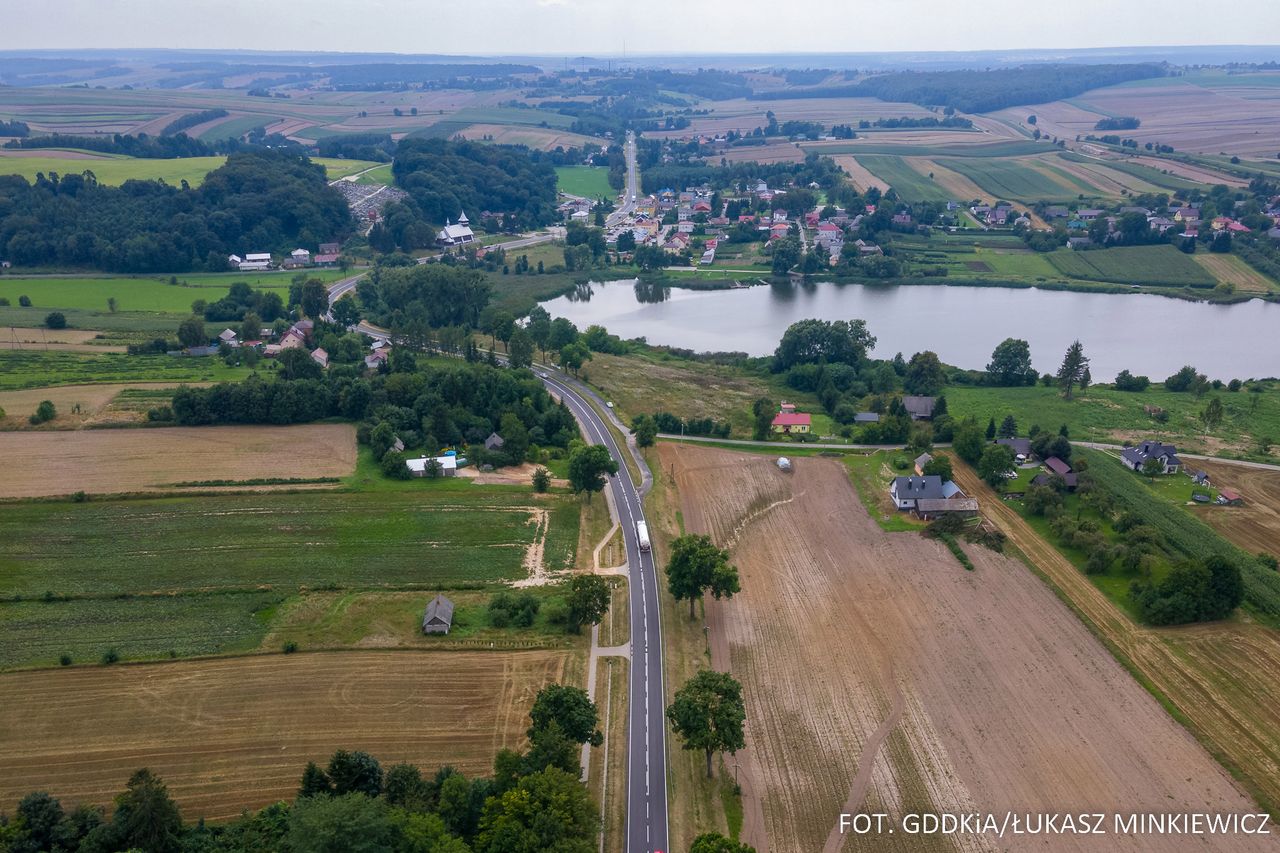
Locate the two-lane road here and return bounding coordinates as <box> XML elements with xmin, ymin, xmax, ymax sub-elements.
<box><xmin>542</xmin><ymin>372</ymin><xmax>669</xmax><ymax>853</ymax></box>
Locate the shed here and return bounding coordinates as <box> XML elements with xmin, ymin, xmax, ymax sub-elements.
<box><xmin>914</xmin><ymin>453</ymin><xmax>933</xmax><ymax>476</ymax></box>
<box><xmin>915</xmin><ymin>498</ymin><xmax>979</xmax><ymax>519</ymax></box>
<box><xmin>902</xmin><ymin>396</ymin><xmax>936</xmax><ymax>420</ymax></box>
<box><xmin>1217</xmin><ymin>489</ymin><xmax>1243</xmax><ymax>506</ymax></box>
<box><xmin>854</xmin><ymin>412</ymin><xmax>880</xmax><ymax>424</ymax></box>
<box><xmin>484</xmin><ymin>432</ymin><xmax>506</xmax><ymax>452</ymax></box>
<box><xmin>422</xmin><ymin>594</ymin><xmax>454</xmax><ymax>634</ymax></box>
<box><xmin>1044</xmin><ymin>457</ymin><xmax>1072</xmax><ymax>476</ymax></box>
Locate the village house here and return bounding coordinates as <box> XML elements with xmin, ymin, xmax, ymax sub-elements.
<box><xmin>996</xmin><ymin>437</ymin><xmax>1033</xmax><ymax>462</ymax></box>
<box><xmin>1121</xmin><ymin>440</ymin><xmax>1182</xmax><ymax>474</ymax></box>
<box><xmin>771</xmin><ymin>409</ymin><xmax>811</xmax><ymax>434</ymax></box>
<box><xmin>484</xmin><ymin>432</ymin><xmax>505</xmax><ymax>452</ymax></box>
<box><xmin>422</xmin><ymin>594</ymin><xmax>454</xmax><ymax>634</ymax></box>
<box><xmin>231</xmin><ymin>252</ymin><xmax>272</xmax><ymax>272</ymax></box>
<box><xmin>902</xmin><ymin>396</ymin><xmax>937</xmax><ymax>421</ymax></box>
<box><xmin>279</xmin><ymin>327</ymin><xmax>308</xmax><ymax>350</ymax></box>
<box><xmin>889</xmin><ymin>475</ymin><xmax>965</xmax><ymax>510</ymax></box>
<box><xmin>406</xmin><ymin>455</ymin><xmax>459</xmax><ymax>477</ymax></box>
<box><xmin>218</xmin><ymin>328</ymin><xmax>238</xmax><ymax>345</ymax></box>
<box><xmin>853</xmin><ymin>412</ymin><xmax>880</xmax><ymax>424</ymax></box>
<box><xmin>310</xmin><ymin>348</ymin><xmax>329</xmax><ymax>369</ymax></box>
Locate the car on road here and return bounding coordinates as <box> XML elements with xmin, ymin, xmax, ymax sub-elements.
<box><xmin>606</xmin><ymin>401</ymin><xmax>614</xmax><ymax>408</ymax></box>
<box><xmin>538</xmin><ymin>372</ymin><xmax>549</xmax><ymax>379</ymax></box>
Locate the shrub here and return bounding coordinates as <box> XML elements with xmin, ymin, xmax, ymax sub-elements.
<box><xmin>29</xmin><ymin>400</ymin><xmax>56</xmax><ymax>424</ymax></box>
<box><xmin>489</xmin><ymin>591</ymin><xmax>541</xmax><ymax>628</ymax></box>
<box><xmin>101</xmin><ymin>649</ymin><xmax>120</xmax><ymax>665</ymax></box>
<box><xmin>44</xmin><ymin>311</ymin><xmax>67</xmax><ymax>329</ymax></box>
<box><xmin>59</xmin><ymin>654</ymin><xmax>72</xmax><ymax>666</ymax></box>
<box><xmin>18</xmin><ymin>294</ymin><xmax>31</xmax><ymax>307</ymax></box>
<box><xmin>283</xmin><ymin>641</ymin><xmax>299</xmax><ymax>654</ymax></box>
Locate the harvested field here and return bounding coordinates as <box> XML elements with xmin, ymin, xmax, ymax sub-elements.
<box><xmin>0</xmin><ymin>424</ymin><xmax>356</xmax><ymax>497</ymax></box>
<box><xmin>0</xmin><ymin>382</ymin><xmax>211</xmax><ymax>429</ymax></box>
<box><xmin>1046</xmin><ymin>154</ymin><xmax>1163</xmax><ymax>196</ymax></box>
<box><xmin>1190</xmin><ymin>461</ymin><xmax>1280</xmax><ymax>558</ymax></box>
<box><xmin>661</xmin><ymin>445</ymin><xmax>1271</xmax><ymax>853</ymax></box>
<box><xmin>952</xmin><ymin>462</ymin><xmax>1280</xmax><ymax>825</ymax></box>
<box><xmin>721</xmin><ymin>142</ymin><xmax>805</xmax><ymax>164</ymax></box>
<box><xmin>641</xmin><ymin>97</ymin><xmax>934</xmax><ymax>139</ymax></box>
<box><xmin>901</xmin><ymin>157</ymin><xmax>989</xmax><ymax>203</ymax></box>
<box><xmin>0</xmin><ymin>650</ymin><xmax>572</xmax><ymax>819</ymax></box>
<box><xmin>457</xmin><ymin>123</ymin><xmax>600</xmax><ymax>150</ymax></box>
<box><xmin>832</xmin><ymin>155</ymin><xmax>889</xmax><ymax>194</ymax></box>
<box><xmin>1129</xmin><ymin>155</ymin><xmax>1248</xmax><ymax>188</ymax></box>
<box><xmin>1193</xmin><ymin>254</ymin><xmax>1278</xmax><ymax>295</ymax></box>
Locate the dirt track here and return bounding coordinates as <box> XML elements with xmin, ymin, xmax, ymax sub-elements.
<box><xmin>662</xmin><ymin>445</ymin><xmax>1276</xmax><ymax>852</ymax></box>
<box><xmin>0</xmin><ymin>650</ymin><xmax>568</xmax><ymax>820</ymax></box>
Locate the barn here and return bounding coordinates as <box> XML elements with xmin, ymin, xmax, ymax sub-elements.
<box><xmin>422</xmin><ymin>594</ymin><xmax>454</xmax><ymax>634</ymax></box>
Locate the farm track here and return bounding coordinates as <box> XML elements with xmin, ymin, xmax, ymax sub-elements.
<box><xmin>666</xmin><ymin>445</ymin><xmax>1272</xmax><ymax>852</ymax></box>
<box><xmin>951</xmin><ymin>464</ymin><xmax>1280</xmax><ymax>820</ymax></box>
<box><xmin>0</xmin><ymin>650</ymin><xmax>570</xmax><ymax>820</ymax></box>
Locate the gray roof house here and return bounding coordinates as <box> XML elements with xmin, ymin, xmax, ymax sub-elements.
<box><xmin>854</xmin><ymin>412</ymin><xmax>880</xmax><ymax>424</ymax></box>
<box><xmin>914</xmin><ymin>453</ymin><xmax>933</xmax><ymax>475</ymax></box>
<box><xmin>902</xmin><ymin>396</ymin><xmax>937</xmax><ymax>420</ymax></box>
<box><xmin>996</xmin><ymin>437</ymin><xmax>1033</xmax><ymax>459</ymax></box>
<box><xmin>890</xmin><ymin>475</ymin><xmax>945</xmax><ymax>509</ymax></box>
<box><xmin>484</xmin><ymin>432</ymin><xmax>505</xmax><ymax>452</ymax></box>
<box><xmin>422</xmin><ymin>594</ymin><xmax>454</xmax><ymax>634</ymax></box>
<box><xmin>1120</xmin><ymin>441</ymin><xmax>1182</xmax><ymax>474</ymax></box>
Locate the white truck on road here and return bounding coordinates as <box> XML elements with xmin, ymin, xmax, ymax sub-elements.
<box><xmin>635</xmin><ymin>520</ymin><xmax>651</xmax><ymax>552</ymax></box>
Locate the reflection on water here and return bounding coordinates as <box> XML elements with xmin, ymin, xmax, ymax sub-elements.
<box><xmin>542</xmin><ymin>279</ymin><xmax>1280</xmax><ymax>381</ymax></box>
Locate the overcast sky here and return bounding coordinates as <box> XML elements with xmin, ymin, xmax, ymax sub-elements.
<box><xmin>4</xmin><ymin>0</ymin><xmax>1278</xmax><ymax>55</ymax></box>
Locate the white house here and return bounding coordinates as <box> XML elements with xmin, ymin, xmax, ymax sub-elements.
<box><xmin>437</xmin><ymin>211</ymin><xmax>475</xmax><ymax>247</ymax></box>
<box><xmin>406</xmin><ymin>455</ymin><xmax>459</xmax><ymax>477</ymax></box>
<box><xmin>238</xmin><ymin>252</ymin><xmax>272</xmax><ymax>272</ymax></box>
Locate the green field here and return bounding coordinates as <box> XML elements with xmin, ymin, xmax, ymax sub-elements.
<box><xmin>854</xmin><ymin>155</ymin><xmax>952</xmax><ymax>201</ymax></box>
<box><xmin>555</xmin><ymin>166</ymin><xmax>616</xmax><ymax>199</ymax></box>
<box><xmin>195</xmin><ymin>114</ymin><xmax>281</xmax><ymax>142</ymax></box>
<box><xmin>0</xmin><ymin>152</ymin><xmax>380</xmax><ymax>186</ymax></box>
<box><xmin>0</xmin><ymin>483</ymin><xmax>584</xmax><ymax>669</ymax></box>
<box><xmin>1046</xmin><ymin>245</ymin><xmax>1217</xmax><ymax>288</ymax></box>
<box><xmin>0</xmin><ymin>269</ymin><xmax>347</xmax><ymax>314</ymax></box>
<box><xmin>940</xmin><ymin>157</ymin><xmax>1094</xmax><ymax>202</ymax></box>
<box><xmin>354</xmin><ymin>163</ymin><xmax>395</xmax><ymax>185</ymax></box>
<box><xmin>1058</xmin><ymin>153</ymin><xmax>1203</xmax><ymax>192</ymax></box>
<box><xmin>0</xmin><ymin>350</ymin><xmax>257</xmax><ymax>390</ymax></box>
<box><xmin>945</xmin><ymin>381</ymin><xmax>1280</xmax><ymax>463</ymax></box>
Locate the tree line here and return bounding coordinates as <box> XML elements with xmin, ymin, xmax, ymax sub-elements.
<box><xmin>0</xmin><ymin>150</ymin><xmax>351</xmax><ymax>272</ymax></box>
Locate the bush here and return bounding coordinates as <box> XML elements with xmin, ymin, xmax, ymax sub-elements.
<box><xmin>59</xmin><ymin>654</ymin><xmax>72</xmax><ymax>666</ymax></box>
<box><xmin>29</xmin><ymin>400</ymin><xmax>56</xmax><ymax>424</ymax></box>
<box><xmin>44</xmin><ymin>311</ymin><xmax>67</xmax><ymax>329</ymax></box>
<box><xmin>101</xmin><ymin>649</ymin><xmax>120</xmax><ymax>665</ymax></box>
<box><xmin>489</xmin><ymin>591</ymin><xmax>541</xmax><ymax>628</ymax></box>
<box><xmin>18</xmin><ymin>294</ymin><xmax>31</xmax><ymax>307</ymax></box>
<box><xmin>283</xmin><ymin>641</ymin><xmax>299</xmax><ymax>654</ymax></box>
<box><xmin>1113</xmin><ymin>369</ymin><xmax>1150</xmax><ymax>392</ymax></box>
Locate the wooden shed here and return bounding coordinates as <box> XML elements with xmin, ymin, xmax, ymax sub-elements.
<box><xmin>422</xmin><ymin>594</ymin><xmax>454</xmax><ymax>634</ymax></box>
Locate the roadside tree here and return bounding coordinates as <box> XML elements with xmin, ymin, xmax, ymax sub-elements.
<box><xmin>567</xmin><ymin>444</ymin><xmax>617</xmax><ymax>501</ymax></box>
<box><xmin>667</xmin><ymin>670</ymin><xmax>747</xmax><ymax>779</ymax></box>
<box><xmin>666</xmin><ymin>534</ymin><xmax>740</xmax><ymax>618</ymax></box>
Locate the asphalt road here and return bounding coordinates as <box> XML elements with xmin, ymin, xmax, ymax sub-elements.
<box><xmin>607</xmin><ymin>131</ymin><xmax>640</xmax><ymax>229</ymax></box>
<box><xmin>542</xmin><ymin>371</ymin><xmax>669</xmax><ymax>853</ymax></box>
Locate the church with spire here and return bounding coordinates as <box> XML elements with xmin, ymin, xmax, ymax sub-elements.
<box><xmin>436</xmin><ymin>210</ymin><xmax>475</xmax><ymax>247</ymax></box>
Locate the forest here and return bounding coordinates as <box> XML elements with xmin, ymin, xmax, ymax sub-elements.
<box><xmin>754</xmin><ymin>63</ymin><xmax>1166</xmax><ymax>112</ymax></box>
<box><xmin>2</xmin><ymin>130</ymin><xmax>299</xmax><ymax>159</ymax></box>
<box><xmin>0</xmin><ymin>150</ymin><xmax>351</xmax><ymax>272</ymax></box>
<box><xmin>390</xmin><ymin>138</ymin><xmax>558</xmax><ymax>231</ymax></box>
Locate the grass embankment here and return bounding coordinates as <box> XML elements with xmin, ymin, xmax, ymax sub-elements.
<box><xmin>946</xmin><ymin>382</ymin><xmax>1280</xmax><ymax>464</ymax></box>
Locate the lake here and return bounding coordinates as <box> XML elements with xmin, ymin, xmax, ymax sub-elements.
<box><xmin>540</xmin><ymin>280</ymin><xmax>1280</xmax><ymax>381</ymax></box>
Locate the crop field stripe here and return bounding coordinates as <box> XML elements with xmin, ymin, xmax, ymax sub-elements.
<box><xmin>852</xmin><ymin>154</ymin><xmax>952</xmax><ymax>202</ymax></box>
<box><xmin>1045</xmin><ymin>245</ymin><xmax>1217</xmax><ymax>287</ymax></box>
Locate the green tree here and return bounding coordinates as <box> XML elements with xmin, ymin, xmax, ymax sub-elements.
<box><xmin>529</xmin><ymin>683</ymin><xmax>602</xmax><ymax>746</ymax></box>
<box><xmin>177</xmin><ymin>315</ymin><xmax>207</xmax><ymax>348</ymax></box>
<box><xmin>112</xmin><ymin>769</ymin><xmax>183</xmax><ymax>853</ymax></box>
<box><xmin>239</xmin><ymin>311</ymin><xmax>262</xmax><ymax>343</ymax></box>
<box><xmin>952</xmin><ymin>418</ymin><xmax>985</xmax><ymax>465</ymax></box>
<box><xmin>383</xmin><ymin>763</ymin><xmax>426</xmax><ymax>808</ymax></box>
<box><xmin>1056</xmin><ymin>340</ymin><xmax>1090</xmax><ymax>399</ymax></box>
<box><xmin>14</xmin><ymin>791</ymin><xmax>65</xmax><ymax>853</ymax></box>
<box><xmin>566</xmin><ymin>574</ymin><xmax>611</xmax><ymax>633</ymax></box>
<box><xmin>567</xmin><ymin>444</ymin><xmax>617</xmax><ymax>502</ymax></box>
<box><xmin>331</xmin><ymin>295</ymin><xmax>360</xmax><ymax>328</ymax></box>
<box><xmin>107</xmin><ymin>296</ymin><xmax>118</xmax><ymax>313</ymax></box>
<box><xmin>904</xmin><ymin>350</ymin><xmax>945</xmax><ymax>396</ymax></box>
<box><xmin>1201</xmin><ymin>396</ymin><xmax>1224</xmax><ymax>434</ymax></box>
<box><xmin>476</xmin><ymin>767</ymin><xmax>597</xmax><ymax>853</ymax></box>
<box><xmin>327</xmin><ymin>749</ymin><xmax>383</xmax><ymax>797</ymax></box>
<box><xmin>508</xmin><ymin>327</ymin><xmax>534</xmax><ymax>369</ymax></box>
<box><xmin>287</xmin><ymin>792</ymin><xmax>397</xmax><ymax>853</ymax></box>
<box><xmin>531</xmin><ymin>467</ymin><xmax>551</xmax><ymax>493</ymax></box>
<box><xmin>632</xmin><ymin>413</ymin><xmax>658</xmax><ymax>447</ymax></box>
<box><xmin>396</xmin><ymin>812</ymin><xmax>470</xmax><ymax>853</ymax></box>
<box><xmin>298</xmin><ymin>762</ymin><xmax>333</xmax><ymax>798</ymax></box>
<box><xmin>44</xmin><ymin>311</ymin><xmax>67</xmax><ymax>329</ymax></box>
<box><xmin>985</xmin><ymin>417</ymin><xmax>997</xmax><ymax>440</ymax></box>
<box><xmin>773</xmin><ymin>319</ymin><xmax>875</xmax><ymax>370</ymax></box>
<box><xmin>998</xmin><ymin>414</ymin><xmax>1018</xmax><ymax>438</ymax></box>
<box><xmin>986</xmin><ymin>338</ymin><xmax>1036</xmax><ymax>386</ymax></box>
<box><xmin>301</xmin><ymin>278</ymin><xmax>329</xmax><ymax>319</ymax></box>
<box><xmin>559</xmin><ymin>340</ymin><xmax>591</xmax><ymax>375</ymax></box>
<box><xmin>921</xmin><ymin>453</ymin><xmax>953</xmax><ymax>481</ymax></box>
<box><xmin>547</xmin><ymin>317</ymin><xmax>579</xmax><ymax>352</ymax></box>
<box><xmin>667</xmin><ymin>669</ymin><xmax>747</xmax><ymax>778</ymax></box>
<box><xmin>280</xmin><ymin>346</ymin><xmax>323</xmax><ymax>380</ymax></box>
<box><xmin>978</xmin><ymin>444</ymin><xmax>1015</xmax><ymax>488</ymax></box>
<box><xmin>691</xmin><ymin>832</ymin><xmax>758</xmax><ymax>853</ymax></box>
<box><xmin>526</xmin><ymin>306</ymin><xmax>552</xmax><ymax>359</ymax></box>
<box><xmin>1141</xmin><ymin>456</ymin><xmax>1165</xmax><ymax>481</ymax></box>
<box><xmin>666</xmin><ymin>534</ymin><xmax>740</xmax><ymax>618</ymax></box>
<box><xmin>751</xmin><ymin>397</ymin><xmax>776</xmax><ymax>441</ymax></box>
